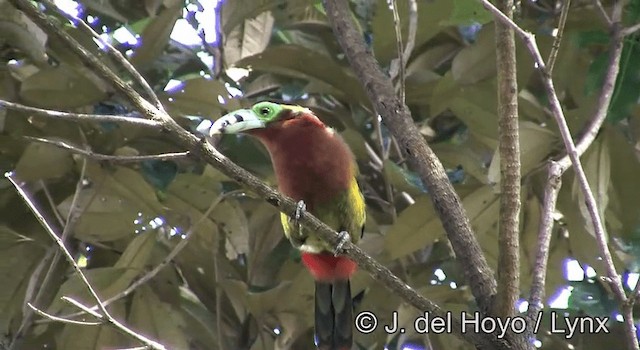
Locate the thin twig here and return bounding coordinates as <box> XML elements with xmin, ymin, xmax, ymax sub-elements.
<box><xmin>388</xmin><ymin>0</ymin><xmax>418</xmax><ymax>103</ymax></box>
<box><xmin>547</xmin><ymin>0</ymin><xmax>571</xmax><ymax>73</ymax></box>
<box><xmin>40</xmin><ymin>0</ymin><xmax>164</xmax><ymax>110</ymax></box>
<box><xmin>389</xmin><ymin>0</ymin><xmax>406</xmax><ymax>102</ymax></box>
<box><xmin>6</xmin><ymin>173</ymin><xmax>167</xmax><ymax>350</ymax></box>
<box><xmin>26</xmin><ymin>303</ymin><xmax>101</xmax><ymax>326</ymax></box>
<box><xmin>25</xmin><ymin>137</ymin><xmax>190</xmax><ymax>163</ymax></box>
<box><xmin>0</xmin><ymin>99</ymin><xmax>161</xmax><ymax>128</ymax></box>
<box><xmin>11</xmin><ymin>153</ymin><xmax>89</xmax><ymax>349</ymax></box>
<box><xmin>593</xmin><ymin>0</ymin><xmax>612</xmax><ymax>26</ymax></box>
<box><xmin>622</xmin><ymin>22</ymin><xmax>640</xmax><ymax>36</ymax></box>
<box><xmin>526</xmin><ymin>161</ymin><xmax>562</xmax><ymax>330</ymax></box>
<box><xmin>40</xmin><ymin>180</ymin><xmax>65</xmax><ymax>226</ymax></box>
<box><xmin>50</xmin><ymin>190</ymin><xmax>243</xmax><ymax>321</ymax></box>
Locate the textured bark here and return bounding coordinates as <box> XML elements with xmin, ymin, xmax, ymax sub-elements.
<box><xmin>322</xmin><ymin>0</ymin><xmax>497</xmax><ymax>311</ymax></box>
<box><xmin>494</xmin><ymin>0</ymin><xmax>521</xmax><ymax>320</ymax></box>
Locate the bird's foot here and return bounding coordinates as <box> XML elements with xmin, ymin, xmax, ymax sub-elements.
<box><xmin>289</xmin><ymin>200</ymin><xmax>307</xmax><ymax>248</ymax></box>
<box><xmin>294</xmin><ymin>200</ymin><xmax>306</xmax><ymax>222</ymax></box>
<box><xmin>334</xmin><ymin>231</ymin><xmax>351</xmax><ymax>256</ymax></box>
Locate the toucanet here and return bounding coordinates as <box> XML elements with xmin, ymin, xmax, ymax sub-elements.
<box><xmin>205</xmin><ymin>101</ymin><xmax>365</xmax><ymax>350</ymax></box>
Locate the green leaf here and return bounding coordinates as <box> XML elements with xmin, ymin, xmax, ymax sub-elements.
<box><xmin>608</xmin><ymin>40</ymin><xmax>640</xmax><ymax>122</ymax></box>
<box><xmin>14</xmin><ymin>142</ymin><xmax>73</xmax><ymax>181</ymax></box>
<box><xmin>451</xmin><ymin>26</ymin><xmax>496</xmax><ymax>84</ymax></box>
<box><xmin>0</xmin><ymin>2</ymin><xmax>47</xmax><ymax>65</ymax></box>
<box><xmin>371</xmin><ymin>0</ymin><xmax>454</xmax><ymax>64</ymax></box>
<box><xmin>47</xmin><ymin>231</ymin><xmax>156</xmax><ymax>316</ymax></box>
<box><xmin>163</xmin><ymin>78</ymin><xmax>240</xmax><ymax>118</ymax></box>
<box><xmin>431</xmin><ymin>73</ymin><xmax>499</xmax><ymax>140</ymax></box>
<box><xmin>0</xmin><ymin>226</ymin><xmax>44</xmax><ymax>334</ymax></box>
<box><xmin>57</xmin><ymin>166</ymin><xmax>164</xmax><ymax>242</ymax></box>
<box><xmin>383</xmin><ymin>159</ymin><xmax>427</xmax><ymax>196</ymax></box>
<box><xmin>57</xmin><ymin>301</ymin><xmax>130</xmax><ymax>349</ymax></box>
<box><xmin>571</xmin><ymin>137</ymin><xmax>609</xmax><ymax>238</ymax></box>
<box><xmin>443</xmin><ymin>0</ymin><xmax>493</xmax><ymax>25</ymax></box>
<box><xmin>381</xmin><ymin>195</ymin><xmax>442</xmax><ymax>261</ymax></box>
<box><xmin>177</xmin><ymin>290</ymin><xmax>219</xmax><ymax>349</ymax></box>
<box><xmin>221</xmin><ymin>0</ymin><xmax>310</xmax><ymax>36</ymax></box>
<box><xmin>488</xmin><ymin>122</ymin><xmax>557</xmax><ymax>186</ymax></box>
<box><xmin>128</xmin><ymin>285</ymin><xmax>188</xmax><ymax>349</ymax></box>
<box><xmin>130</xmin><ymin>2</ymin><xmax>183</xmax><ymax>67</ymax></box>
<box><xmin>141</xmin><ymin>160</ymin><xmax>178</xmax><ymax>190</ymax></box>
<box><xmin>224</xmin><ymin>11</ymin><xmax>274</xmax><ymax>66</ymax></box>
<box><xmin>236</xmin><ymin>44</ymin><xmax>369</xmax><ymax>104</ymax></box>
<box><xmin>20</xmin><ymin>65</ymin><xmax>107</xmax><ymax>109</ymax></box>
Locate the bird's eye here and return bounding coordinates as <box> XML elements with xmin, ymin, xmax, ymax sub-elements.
<box><xmin>259</xmin><ymin>107</ymin><xmax>271</xmax><ymax>116</ymax></box>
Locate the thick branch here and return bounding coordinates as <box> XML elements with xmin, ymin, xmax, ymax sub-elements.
<box><xmin>322</xmin><ymin>0</ymin><xmax>497</xmax><ymax>314</ymax></box>
<box><xmin>7</xmin><ymin>0</ymin><xmax>505</xmax><ymax>347</ymax></box>
<box><xmin>494</xmin><ymin>0</ymin><xmax>522</xmax><ymax>328</ymax></box>
<box><xmin>479</xmin><ymin>0</ymin><xmax>634</xmax><ymax>347</ymax></box>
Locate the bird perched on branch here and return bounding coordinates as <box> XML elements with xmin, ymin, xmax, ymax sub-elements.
<box><xmin>204</xmin><ymin>101</ymin><xmax>365</xmax><ymax>350</ymax></box>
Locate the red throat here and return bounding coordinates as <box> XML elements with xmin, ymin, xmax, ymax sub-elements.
<box><xmin>301</xmin><ymin>252</ymin><xmax>357</xmax><ymax>282</ymax></box>
<box><xmin>247</xmin><ymin>113</ymin><xmax>354</xmax><ymax>209</ymax></box>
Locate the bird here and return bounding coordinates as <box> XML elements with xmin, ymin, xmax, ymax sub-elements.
<box><xmin>205</xmin><ymin>101</ymin><xmax>365</xmax><ymax>350</ymax></box>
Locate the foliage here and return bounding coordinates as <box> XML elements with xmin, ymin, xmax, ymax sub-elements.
<box><xmin>0</xmin><ymin>0</ymin><xmax>639</xmax><ymax>349</ymax></box>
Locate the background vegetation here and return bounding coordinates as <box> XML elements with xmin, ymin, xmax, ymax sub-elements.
<box><xmin>0</xmin><ymin>0</ymin><xmax>639</xmax><ymax>349</ymax></box>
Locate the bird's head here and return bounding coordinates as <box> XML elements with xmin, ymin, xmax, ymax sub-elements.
<box><xmin>203</xmin><ymin>101</ymin><xmax>314</xmax><ymax>137</ymax></box>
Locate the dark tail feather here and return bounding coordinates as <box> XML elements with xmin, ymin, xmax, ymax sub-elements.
<box><xmin>314</xmin><ymin>280</ymin><xmax>353</xmax><ymax>350</ymax></box>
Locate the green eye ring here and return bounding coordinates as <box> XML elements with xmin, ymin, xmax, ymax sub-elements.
<box><xmin>259</xmin><ymin>107</ymin><xmax>271</xmax><ymax>116</ymax></box>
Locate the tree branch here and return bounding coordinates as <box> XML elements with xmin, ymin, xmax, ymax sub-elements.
<box><xmin>49</xmin><ymin>190</ymin><xmax>243</xmax><ymax>322</ymax></box>
<box><xmin>6</xmin><ymin>173</ymin><xmax>166</xmax><ymax>350</ymax></box>
<box><xmin>622</xmin><ymin>22</ymin><xmax>640</xmax><ymax>36</ymax></box>
<box><xmin>494</xmin><ymin>0</ymin><xmax>522</xmax><ymax>333</ymax></box>
<box><xmin>482</xmin><ymin>0</ymin><xmax>634</xmax><ymax>347</ymax></box>
<box><xmin>0</xmin><ymin>100</ymin><xmax>161</xmax><ymax>128</ymax></box>
<box><xmin>40</xmin><ymin>0</ymin><xmax>164</xmax><ymax>110</ymax></box>
<box><xmin>547</xmin><ymin>0</ymin><xmax>571</xmax><ymax>74</ymax></box>
<box><xmin>7</xmin><ymin>0</ymin><xmax>505</xmax><ymax>347</ymax></box>
<box><xmin>26</xmin><ymin>303</ymin><xmax>102</xmax><ymax>326</ymax></box>
<box><xmin>25</xmin><ymin>136</ymin><xmax>190</xmax><ymax>163</ymax></box>
<box><xmin>322</xmin><ymin>0</ymin><xmax>498</xmax><ymax>314</ymax></box>
<box><xmin>476</xmin><ymin>0</ymin><xmax>628</xmax><ymax>308</ymax></box>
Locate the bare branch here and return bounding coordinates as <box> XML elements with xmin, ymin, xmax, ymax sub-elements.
<box><xmin>53</xmin><ymin>190</ymin><xmax>244</xmax><ymax>320</ymax></box>
<box><xmin>0</xmin><ymin>99</ymin><xmax>161</xmax><ymax>128</ymax></box>
<box><xmin>322</xmin><ymin>0</ymin><xmax>498</xmax><ymax>315</ymax></box>
<box><xmin>547</xmin><ymin>0</ymin><xmax>571</xmax><ymax>73</ymax></box>
<box><xmin>593</xmin><ymin>0</ymin><xmax>612</xmax><ymax>26</ymax></box>
<box><xmin>526</xmin><ymin>161</ymin><xmax>562</xmax><ymax>327</ymax></box>
<box><xmin>389</xmin><ymin>0</ymin><xmax>418</xmax><ymax>102</ymax></box>
<box><xmin>6</xmin><ymin>173</ymin><xmax>167</xmax><ymax>350</ymax></box>
<box><xmin>475</xmin><ymin>0</ymin><xmax>628</xmax><ymax>311</ymax></box>
<box><xmin>25</xmin><ymin>137</ymin><xmax>190</xmax><ymax>163</ymax></box>
<box><xmin>39</xmin><ymin>0</ymin><xmax>164</xmax><ymax>110</ymax></box>
<box><xmin>494</xmin><ymin>0</ymin><xmax>522</xmax><ymax>330</ymax></box>
<box><xmin>26</xmin><ymin>303</ymin><xmax>101</xmax><ymax>326</ymax></box>
<box><xmin>622</xmin><ymin>22</ymin><xmax>640</xmax><ymax>36</ymax></box>
<box><xmin>481</xmin><ymin>0</ymin><xmax>634</xmax><ymax>347</ymax></box>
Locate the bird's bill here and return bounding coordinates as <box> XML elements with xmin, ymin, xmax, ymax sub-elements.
<box><xmin>208</xmin><ymin>109</ymin><xmax>266</xmax><ymax>135</ymax></box>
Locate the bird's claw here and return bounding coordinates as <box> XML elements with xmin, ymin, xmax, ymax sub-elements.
<box><xmin>294</xmin><ymin>200</ymin><xmax>306</xmax><ymax>222</ymax></box>
<box><xmin>289</xmin><ymin>200</ymin><xmax>307</xmax><ymax>249</ymax></box>
<box><xmin>334</xmin><ymin>231</ymin><xmax>351</xmax><ymax>256</ymax></box>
